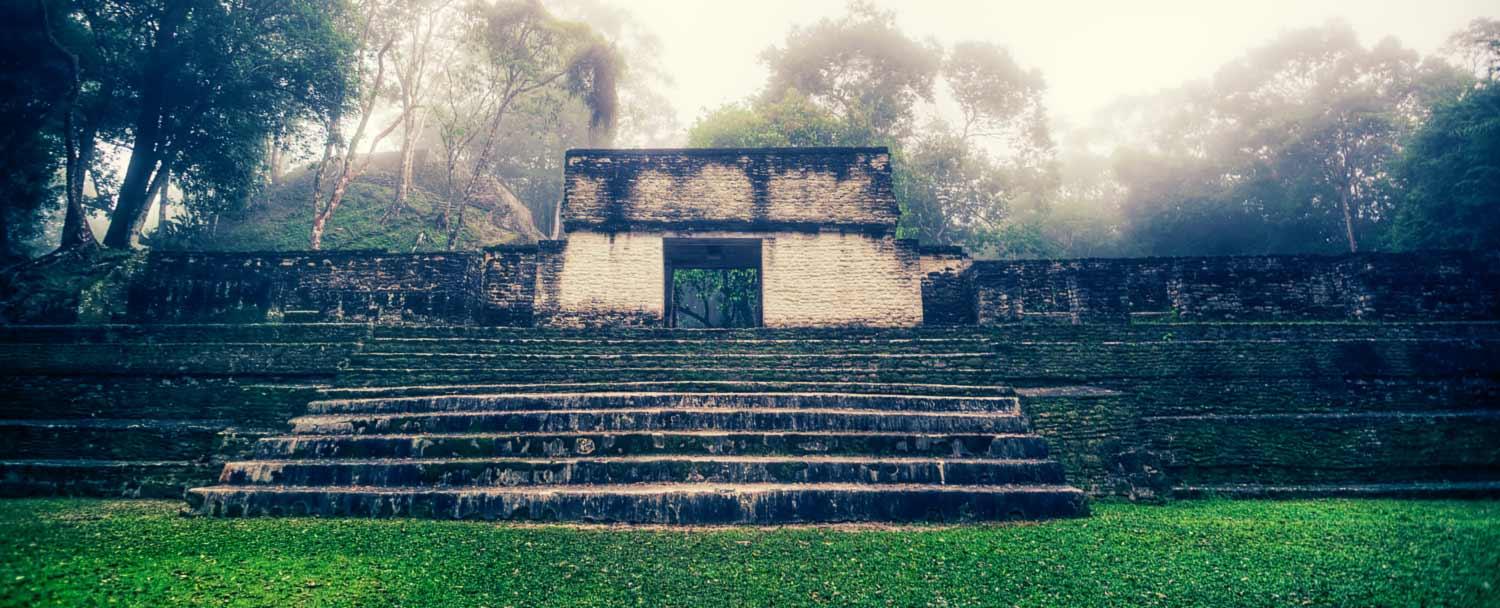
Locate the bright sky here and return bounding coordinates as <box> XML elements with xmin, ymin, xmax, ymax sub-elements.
<box><xmin>619</xmin><ymin>0</ymin><xmax>1495</xmax><ymax>141</ymax></box>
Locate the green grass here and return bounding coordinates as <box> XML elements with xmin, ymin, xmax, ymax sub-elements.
<box><xmin>1</xmin><ymin>499</ymin><xmax>1496</xmax><ymax>607</ymax></box>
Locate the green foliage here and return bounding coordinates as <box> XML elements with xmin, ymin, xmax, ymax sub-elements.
<box><xmin>0</xmin><ymin>247</ymin><xmax>137</xmax><ymax>324</ymax></box>
<box><xmin>671</xmin><ymin>268</ymin><xmax>760</xmax><ymax>328</ymax></box>
<box><xmin>687</xmin><ymin>90</ymin><xmax>875</xmax><ymax>148</ymax></box>
<box><xmin>62</xmin><ymin>0</ymin><xmax>357</xmax><ymax>248</ymax></box>
<box><xmin>1389</xmin><ymin>85</ymin><xmax>1500</xmax><ymax>250</ymax></box>
<box><xmin>0</xmin><ymin>1</ymin><xmax>73</xmax><ymax>261</ymax></box>
<box><xmin>1</xmin><ymin>498</ymin><xmax>1497</xmax><ymax>606</ymax></box>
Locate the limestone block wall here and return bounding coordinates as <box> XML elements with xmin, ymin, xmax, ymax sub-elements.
<box><xmin>534</xmin><ymin>232</ymin><xmax>666</xmax><ymax>327</ymax></box>
<box><xmin>761</xmin><ymin>232</ymin><xmax>921</xmax><ymax>328</ymax></box>
<box><xmin>535</xmin><ymin>230</ymin><xmax>923</xmax><ymax>328</ymax></box>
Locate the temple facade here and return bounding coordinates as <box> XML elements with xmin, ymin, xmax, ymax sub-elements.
<box><xmin>534</xmin><ymin>147</ymin><xmax>932</xmax><ymax>328</ymax></box>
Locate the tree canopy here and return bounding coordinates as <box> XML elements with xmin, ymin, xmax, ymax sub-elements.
<box><xmin>4</xmin><ymin>4</ymin><xmax>1497</xmax><ymax>262</ymax></box>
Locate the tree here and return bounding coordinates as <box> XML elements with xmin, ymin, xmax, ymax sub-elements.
<box><xmin>1097</xmin><ymin>22</ymin><xmax>1467</xmax><ymax>256</ymax></box>
<box><xmin>69</xmin><ymin>0</ymin><xmax>355</xmax><ymax>249</ymax></box>
<box><xmin>760</xmin><ymin>0</ymin><xmax>939</xmax><ymax>140</ymax></box>
<box><xmin>383</xmin><ymin>0</ymin><xmax>458</xmax><ymax>222</ymax></box>
<box><xmin>945</xmin><ymin>41</ymin><xmax>1047</xmax><ymax>143</ymax></box>
<box><xmin>1443</xmin><ymin>17</ymin><xmax>1500</xmax><ymax>81</ymax></box>
<box><xmin>689</xmin><ymin>2</ymin><xmax>1058</xmax><ymax>258</ymax></box>
<box><xmin>1389</xmin><ymin>84</ymin><xmax>1500</xmax><ymax>250</ymax></box>
<box><xmin>435</xmin><ymin>0</ymin><xmax>618</xmax><ymax>248</ymax></box>
<box><xmin>688</xmin><ymin>90</ymin><xmax>869</xmax><ymax>148</ymax></box>
<box><xmin>1</xmin><ymin>1</ymin><xmax>78</xmax><ymax>262</ymax></box>
<box><xmin>309</xmin><ymin>0</ymin><xmax>405</xmax><ymax>250</ymax></box>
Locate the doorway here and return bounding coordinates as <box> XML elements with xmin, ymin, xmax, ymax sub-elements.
<box><xmin>663</xmin><ymin>238</ymin><xmax>762</xmax><ymax>328</ymax></box>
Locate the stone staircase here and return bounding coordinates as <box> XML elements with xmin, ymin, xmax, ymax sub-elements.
<box><xmin>187</xmin><ymin>328</ymin><xmax>1088</xmax><ymax>523</ymax></box>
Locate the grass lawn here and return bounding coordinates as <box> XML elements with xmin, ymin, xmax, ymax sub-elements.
<box><xmin>0</xmin><ymin>498</ymin><xmax>1496</xmax><ymax>607</ymax></box>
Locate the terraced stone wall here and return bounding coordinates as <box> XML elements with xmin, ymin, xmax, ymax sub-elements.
<box><xmin>534</xmin><ymin>230</ymin><xmax>923</xmax><ymax>327</ymax></box>
<box><xmin>971</xmin><ymin>251</ymin><xmax>1500</xmax><ymax>324</ymax></box>
<box><xmin>1007</xmin><ymin>323</ymin><xmax>1500</xmax><ymax>499</ymax></box>
<box><xmin>0</xmin><ymin>324</ymin><xmax>367</xmax><ymax>497</ymax></box>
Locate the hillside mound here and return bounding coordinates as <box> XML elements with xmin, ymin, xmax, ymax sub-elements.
<box><xmin>200</xmin><ymin>153</ymin><xmax>543</xmax><ymax>252</ymax></box>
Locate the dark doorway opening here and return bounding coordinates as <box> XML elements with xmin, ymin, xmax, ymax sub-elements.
<box><xmin>664</xmin><ymin>238</ymin><xmax>762</xmax><ymax>328</ymax></box>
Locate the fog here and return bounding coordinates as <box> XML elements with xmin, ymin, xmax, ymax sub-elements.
<box><xmin>8</xmin><ymin>0</ymin><xmax>1496</xmax><ymax>260</ymax></box>
<box><xmin>627</xmin><ymin>0</ymin><xmax>1495</xmax><ymax>141</ymax></box>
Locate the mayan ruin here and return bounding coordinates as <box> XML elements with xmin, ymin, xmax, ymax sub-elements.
<box><xmin>3</xmin><ymin>1</ymin><xmax>1498</xmax><ymax>605</ymax></box>
<box><xmin>0</xmin><ymin>145</ymin><xmax>1491</xmax><ymax>525</ymax></box>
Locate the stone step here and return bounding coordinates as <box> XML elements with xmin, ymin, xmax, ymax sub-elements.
<box><xmin>345</xmin><ymin>352</ymin><xmax>1002</xmax><ymax>371</ymax></box>
<box><xmin>0</xmin><ymin>459</ymin><xmax>212</xmax><ymax>499</ymax></box>
<box><xmin>1173</xmin><ymin>480</ymin><xmax>1500</xmax><ymax>499</ymax></box>
<box><xmin>335</xmin><ymin>367</ymin><xmax>1006</xmax><ymax>388</ymax></box>
<box><xmin>289</xmin><ymin>409</ymin><xmax>1032</xmax><ymax>436</ymax></box>
<box><xmin>186</xmin><ymin>482</ymin><xmax>1089</xmax><ymax>523</ymax></box>
<box><xmin>0</xmin><ymin>323</ymin><xmax>371</xmax><ymax>344</ymax></box>
<box><xmin>364</xmin><ymin>337</ymin><xmax>1004</xmax><ymax>355</ymax></box>
<box><xmin>218</xmin><ymin>456</ymin><xmax>1067</xmax><ymax>488</ymax></box>
<box><xmin>317</xmin><ymin>380</ymin><xmax>1018</xmax><ymax>400</ymax></box>
<box><xmin>305</xmin><ymin>392</ymin><xmax>1020</xmax><ymax>416</ymax></box>
<box><xmin>0</xmin><ymin>419</ymin><xmax>259</xmax><ymax>461</ymax></box>
<box><xmin>339</xmin><ymin>340</ymin><xmax>1500</xmax><ymax>381</ymax></box>
<box><xmin>366</xmin><ymin>322</ymin><xmax>1500</xmax><ymax>343</ymax></box>
<box><xmin>255</xmin><ymin>431</ymin><xmax>1050</xmax><ymax>460</ymax></box>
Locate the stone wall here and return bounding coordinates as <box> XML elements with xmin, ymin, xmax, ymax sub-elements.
<box><xmin>917</xmin><ymin>245</ymin><xmax>973</xmax><ymax>326</ymax></box>
<box><xmin>535</xmin><ymin>230</ymin><xmax>924</xmax><ymax>328</ymax></box>
<box><xmin>128</xmin><ymin>249</ymin><xmax>539</xmax><ymax>326</ymax></box>
<box><xmin>477</xmin><ymin>246</ymin><xmax>538</xmax><ymax>326</ymax></box>
<box><xmin>971</xmin><ymin>251</ymin><xmax>1500</xmax><ymax>324</ymax></box>
<box><xmin>562</xmin><ymin>148</ymin><xmax>899</xmax><ymax>233</ymax></box>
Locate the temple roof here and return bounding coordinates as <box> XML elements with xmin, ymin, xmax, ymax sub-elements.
<box><xmin>560</xmin><ymin>147</ymin><xmax>898</xmax><ymax>233</ymax></box>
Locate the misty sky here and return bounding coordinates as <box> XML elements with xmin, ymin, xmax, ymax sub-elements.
<box><xmin>622</xmin><ymin>0</ymin><xmax>1496</xmax><ymax>139</ymax></box>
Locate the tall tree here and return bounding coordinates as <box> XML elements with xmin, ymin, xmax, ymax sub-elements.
<box><xmin>382</xmin><ymin>0</ymin><xmax>458</xmax><ymax>223</ymax></box>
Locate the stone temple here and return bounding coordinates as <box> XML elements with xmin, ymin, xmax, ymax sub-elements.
<box><xmin>540</xmin><ymin>147</ymin><xmax>923</xmax><ymax>328</ymax></box>
<box><xmin>2</xmin><ymin>148</ymin><xmax>1498</xmax><ymax>524</ymax></box>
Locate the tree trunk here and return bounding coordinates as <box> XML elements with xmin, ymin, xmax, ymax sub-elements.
<box><xmin>388</xmin><ymin>110</ymin><xmax>424</xmax><ymax>221</ymax></box>
<box><xmin>311</xmin><ymin>174</ymin><xmax>354</xmax><ymax>251</ymax></box>
<box><xmin>154</xmin><ymin>168</ymin><xmax>171</xmax><ymax>232</ymax></box>
<box><xmin>40</xmin><ymin>0</ymin><xmax>96</xmax><ymax>251</ymax></box>
<box><xmin>1340</xmin><ymin>189</ymin><xmax>1358</xmax><ymax>253</ymax></box>
<box><xmin>309</xmin><ymin>39</ymin><xmax>400</xmax><ymax>248</ymax></box>
<box><xmin>102</xmin><ymin>2</ymin><xmax>186</xmax><ymax>249</ymax></box>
